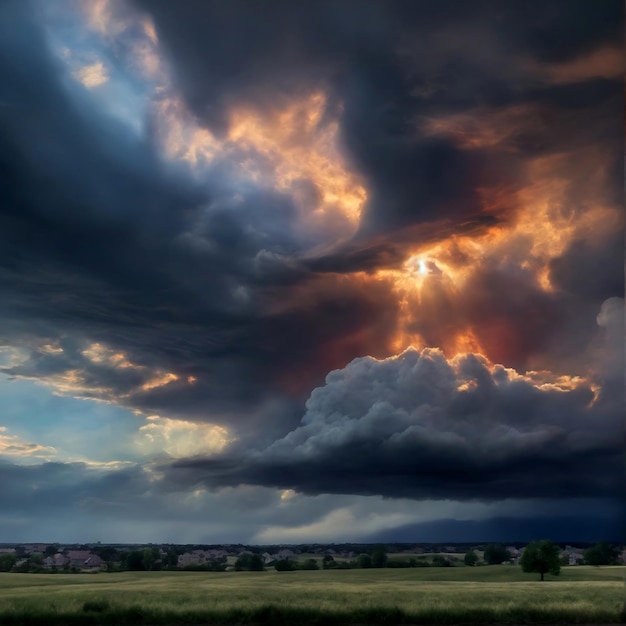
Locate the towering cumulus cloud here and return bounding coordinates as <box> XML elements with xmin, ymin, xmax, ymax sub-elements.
<box><xmin>166</xmin><ymin>336</ymin><xmax>622</xmax><ymax>501</ymax></box>
<box><xmin>0</xmin><ymin>0</ymin><xmax>622</xmax><ymax>542</ymax></box>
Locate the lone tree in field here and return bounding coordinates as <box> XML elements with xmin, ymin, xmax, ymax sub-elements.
<box><xmin>520</xmin><ymin>540</ymin><xmax>561</xmax><ymax>581</ymax></box>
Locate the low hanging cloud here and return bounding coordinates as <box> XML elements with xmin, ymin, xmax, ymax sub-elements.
<box><xmin>166</xmin><ymin>300</ymin><xmax>623</xmax><ymax>501</ymax></box>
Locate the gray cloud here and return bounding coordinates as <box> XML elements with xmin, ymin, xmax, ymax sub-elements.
<box><xmin>165</xmin><ymin>306</ymin><xmax>623</xmax><ymax>501</ymax></box>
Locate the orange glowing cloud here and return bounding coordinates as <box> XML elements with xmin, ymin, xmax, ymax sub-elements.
<box><xmin>228</xmin><ymin>94</ymin><xmax>367</xmax><ymax>231</ymax></box>
<box><xmin>365</xmin><ymin>239</ymin><xmax>489</xmax><ymax>358</ymax></box>
<box><xmin>420</xmin><ymin>100</ymin><xmax>621</xmax><ymax>290</ymax></box>
<box><xmin>156</xmin><ymin>91</ymin><xmax>367</xmax><ymax>242</ymax></box>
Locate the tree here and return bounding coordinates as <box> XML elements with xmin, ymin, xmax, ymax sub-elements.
<box><xmin>44</xmin><ymin>544</ymin><xmax>59</xmax><ymax>557</ymax></box>
<box><xmin>142</xmin><ymin>547</ymin><xmax>160</xmax><ymax>571</ymax></box>
<box><xmin>584</xmin><ymin>542</ymin><xmax>619</xmax><ymax>566</ymax></box>
<box><xmin>249</xmin><ymin>554</ymin><xmax>264</xmax><ymax>571</ymax></box>
<box><xmin>235</xmin><ymin>552</ymin><xmax>264</xmax><ymax>571</ymax></box>
<box><xmin>322</xmin><ymin>554</ymin><xmax>336</xmax><ymax>569</ymax></box>
<box><xmin>29</xmin><ymin>553</ymin><xmax>44</xmax><ymax>568</ymax></box>
<box><xmin>356</xmin><ymin>553</ymin><xmax>372</xmax><ymax>568</ymax></box>
<box><xmin>431</xmin><ymin>555</ymin><xmax>451</xmax><ymax>567</ymax></box>
<box><xmin>274</xmin><ymin>559</ymin><xmax>295</xmax><ymax>571</ymax></box>
<box><xmin>165</xmin><ymin>548</ymin><xmax>180</xmax><ymax>570</ymax></box>
<box><xmin>520</xmin><ymin>540</ymin><xmax>561</xmax><ymax>581</ymax></box>
<box><xmin>483</xmin><ymin>544</ymin><xmax>510</xmax><ymax>565</ymax></box>
<box><xmin>234</xmin><ymin>553</ymin><xmax>252</xmax><ymax>571</ymax></box>
<box><xmin>91</xmin><ymin>545</ymin><xmax>118</xmax><ymax>563</ymax></box>
<box><xmin>125</xmin><ymin>550</ymin><xmax>147</xmax><ymax>571</ymax></box>
<box><xmin>0</xmin><ymin>554</ymin><xmax>16</xmax><ymax>572</ymax></box>
<box><xmin>464</xmin><ymin>550</ymin><xmax>478</xmax><ymax>566</ymax></box>
<box><xmin>372</xmin><ymin>545</ymin><xmax>388</xmax><ymax>568</ymax></box>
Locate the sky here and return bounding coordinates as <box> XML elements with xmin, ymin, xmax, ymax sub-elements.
<box><xmin>0</xmin><ymin>0</ymin><xmax>623</xmax><ymax>544</ymax></box>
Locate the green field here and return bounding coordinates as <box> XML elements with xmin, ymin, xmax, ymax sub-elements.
<box><xmin>0</xmin><ymin>565</ymin><xmax>624</xmax><ymax>624</ymax></box>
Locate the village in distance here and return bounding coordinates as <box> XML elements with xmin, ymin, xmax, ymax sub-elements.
<box><xmin>1</xmin><ymin>540</ymin><xmax>623</xmax><ymax>574</ymax></box>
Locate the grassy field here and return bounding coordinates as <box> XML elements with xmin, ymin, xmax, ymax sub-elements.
<box><xmin>0</xmin><ymin>565</ymin><xmax>624</xmax><ymax>624</ymax></box>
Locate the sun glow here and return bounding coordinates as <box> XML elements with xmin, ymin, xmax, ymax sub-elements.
<box><xmin>356</xmin><ymin>233</ymin><xmax>501</xmax><ymax>358</ymax></box>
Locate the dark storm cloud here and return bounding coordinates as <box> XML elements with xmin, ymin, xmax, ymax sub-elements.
<box><xmin>126</xmin><ymin>0</ymin><xmax>623</xmax><ymax>386</ymax></box>
<box><xmin>0</xmin><ymin>0</ymin><xmax>257</xmax><ymax>407</ymax></box>
<box><xmin>0</xmin><ymin>0</ymin><xmax>402</xmax><ymax>422</ymax></box>
<box><xmin>130</xmin><ymin>0</ymin><xmax>492</xmax><ymax>233</ymax></box>
<box><xmin>0</xmin><ymin>0</ymin><xmax>622</xmax><ymax>435</ymax></box>
<box><xmin>366</xmin><ymin>512</ymin><xmax>626</xmax><ymax>543</ymax></box>
<box><xmin>163</xmin><ymin>335</ymin><xmax>624</xmax><ymax>501</ymax></box>
<box><xmin>133</xmin><ymin>0</ymin><xmax>621</xmax><ymax>233</ymax></box>
<box><xmin>302</xmin><ymin>215</ymin><xmax>500</xmax><ymax>275</ymax></box>
<box><xmin>550</xmin><ymin>232</ymin><xmax>624</xmax><ymax>302</ymax></box>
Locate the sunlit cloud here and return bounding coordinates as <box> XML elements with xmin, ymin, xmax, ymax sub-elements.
<box><xmin>0</xmin><ymin>427</ymin><xmax>57</xmax><ymax>464</ymax></box>
<box><xmin>81</xmin><ymin>342</ymin><xmax>133</xmax><ymax>368</ymax></box>
<box><xmin>137</xmin><ymin>415</ymin><xmax>235</xmax><ymax>458</ymax></box>
<box><xmin>73</xmin><ymin>61</ymin><xmax>108</xmax><ymax>88</ymax></box>
<box><xmin>155</xmin><ymin>90</ymin><xmax>367</xmax><ymax>243</ymax></box>
<box><xmin>2</xmin><ymin>341</ymin><xmax>188</xmax><ymax>406</ymax></box>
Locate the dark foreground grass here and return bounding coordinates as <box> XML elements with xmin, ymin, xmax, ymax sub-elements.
<box><xmin>0</xmin><ymin>603</ymin><xmax>623</xmax><ymax>626</ymax></box>
<box><xmin>1</xmin><ymin>567</ymin><xmax>624</xmax><ymax>624</ymax></box>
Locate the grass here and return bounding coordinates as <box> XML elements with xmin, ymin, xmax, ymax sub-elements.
<box><xmin>0</xmin><ymin>565</ymin><xmax>624</xmax><ymax>624</ymax></box>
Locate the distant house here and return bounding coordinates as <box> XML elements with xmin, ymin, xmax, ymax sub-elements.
<box><xmin>275</xmin><ymin>549</ymin><xmax>295</xmax><ymax>561</ymax></box>
<box><xmin>562</xmin><ymin>546</ymin><xmax>583</xmax><ymax>566</ymax></box>
<box><xmin>178</xmin><ymin>552</ymin><xmax>202</xmax><ymax>567</ymax></box>
<box><xmin>43</xmin><ymin>553</ymin><xmax>69</xmax><ymax>569</ymax></box>
<box><xmin>206</xmin><ymin>549</ymin><xmax>228</xmax><ymax>560</ymax></box>
<box><xmin>67</xmin><ymin>550</ymin><xmax>103</xmax><ymax>569</ymax></box>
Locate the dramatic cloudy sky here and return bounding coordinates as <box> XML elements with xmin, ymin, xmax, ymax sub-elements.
<box><xmin>0</xmin><ymin>0</ymin><xmax>623</xmax><ymax>544</ymax></box>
